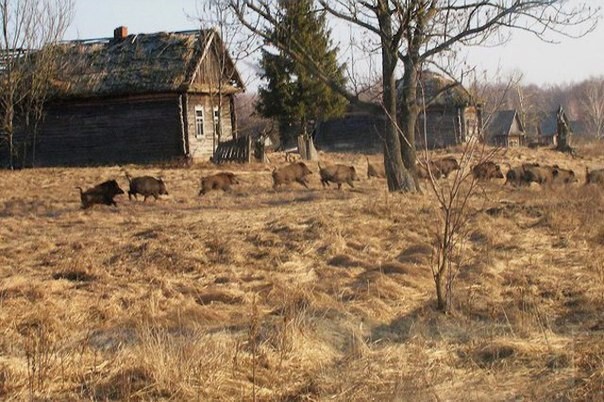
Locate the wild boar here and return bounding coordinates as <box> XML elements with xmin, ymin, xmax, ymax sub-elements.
<box><xmin>366</xmin><ymin>157</ymin><xmax>386</xmax><ymax>179</ymax></box>
<box><xmin>76</xmin><ymin>179</ymin><xmax>124</xmax><ymax>209</ymax></box>
<box><xmin>272</xmin><ymin>162</ymin><xmax>312</xmax><ymax>189</ymax></box>
<box><xmin>319</xmin><ymin>163</ymin><xmax>359</xmax><ymax>189</ymax></box>
<box><xmin>199</xmin><ymin>172</ymin><xmax>239</xmax><ymax>195</ymax></box>
<box><xmin>416</xmin><ymin>160</ymin><xmax>443</xmax><ymax>179</ymax></box>
<box><xmin>505</xmin><ymin>165</ymin><xmax>530</xmax><ymax>187</ymax></box>
<box><xmin>125</xmin><ymin>174</ymin><xmax>168</xmax><ymax>201</ymax></box>
<box><xmin>472</xmin><ymin>161</ymin><xmax>504</xmax><ymax>180</ymax></box>
<box><xmin>586</xmin><ymin>167</ymin><xmax>604</xmax><ymax>185</ymax></box>
<box><xmin>433</xmin><ymin>157</ymin><xmax>460</xmax><ymax>178</ymax></box>
<box><xmin>521</xmin><ymin>163</ymin><xmax>554</xmax><ymax>185</ymax></box>
<box><xmin>551</xmin><ymin>166</ymin><xmax>577</xmax><ymax>184</ymax></box>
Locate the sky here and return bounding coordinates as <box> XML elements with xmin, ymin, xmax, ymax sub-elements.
<box><xmin>64</xmin><ymin>0</ymin><xmax>604</xmax><ymax>90</ymax></box>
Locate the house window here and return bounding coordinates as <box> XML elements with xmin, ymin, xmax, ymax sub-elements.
<box><xmin>195</xmin><ymin>106</ymin><xmax>204</xmax><ymax>139</ymax></box>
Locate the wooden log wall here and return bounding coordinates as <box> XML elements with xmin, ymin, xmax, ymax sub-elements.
<box><xmin>29</xmin><ymin>94</ymin><xmax>183</xmax><ymax>166</ymax></box>
<box><xmin>416</xmin><ymin>106</ymin><xmax>464</xmax><ymax>149</ymax></box>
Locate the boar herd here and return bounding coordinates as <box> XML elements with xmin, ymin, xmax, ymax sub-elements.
<box><xmin>76</xmin><ymin>156</ymin><xmax>604</xmax><ymax>209</ymax></box>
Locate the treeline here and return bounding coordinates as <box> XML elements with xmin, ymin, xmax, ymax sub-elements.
<box><xmin>477</xmin><ymin>76</ymin><xmax>604</xmax><ymax>139</ymax></box>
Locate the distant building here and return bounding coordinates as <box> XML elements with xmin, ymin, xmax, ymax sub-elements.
<box><xmin>314</xmin><ymin>71</ymin><xmax>481</xmax><ymax>152</ymax></box>
<box><xmin>484</xmin><ymin>109</ymin><xmax>525</xmax><ymax>147</ymax></box>
<box><xmin>3</xmin><ymin>26</ymin><xmax>245</xmax><ymax>167</ymax></box>
<box><xmin>537</xmin><ymin>108</ymin><xmax>579</xmax><ymax>147</ymax></box>
<box><xmin>412</xmin><ymin>71</ymin><xmax>482</xmax><ymax>149</ymax></box>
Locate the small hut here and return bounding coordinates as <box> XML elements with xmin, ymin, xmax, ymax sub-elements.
<box><xmin>538</xmin><ymin>111</ymin><xmax>559</xmax><ymax>146</ymax></box>
<box><xmin>484</xmin><ymin>109</ymin><xmax>525</xmax><ymax>147</ymax></box>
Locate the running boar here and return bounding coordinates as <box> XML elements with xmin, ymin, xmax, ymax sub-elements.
<box><xmin>126</xmin><ymin>174</ymin><xmax>168</xmax><ymax>201</ymax></box>
<box><xmin>199</xmin><ymin>172</ymin><xmax>239</xmax><ymax>195</ymax></box>
<box><xmin>272</xmin><ymin>162</ymin><xmax>312</xmax><ymax>189</ymax></box>
<box><xmin>472</xmin><ymin>161</ymin><xmax>504</xmax><ymax>180</ymax></box>
<box><xmin>416</xmin><ymin>160</ymin><xmax>443</xmax><ymax>179</ymax></box>
<box><xmin>551</xmin><ymin>166</ymin><xmax>577</xmax><ymax>184</ymax></box>
<box><xmin>366</xmin><ymin>157</ymin><xmax>386</xmax><ymax>179</ymax></box>
<box><xmin>319</xmin><ymin>163</ymin><xmax>359</xmax><ymax>189</ymax></box>
<box><xmin>586</xmin><ymin>167</ymin><xmax>604</xmax><ymax>185</ymax></box>
<box><xmin>433</xmin><ymin>157</ymin><xmax>460</xmax><ymax>178</ymax></box>
<box><xmin>76</xmin><ymin>179</ymin><xmax>124</xmax><ymax>209</ymax></box>
<box><xmin>521</xmin><ymin>163</ymin><xmax>554</xmax><ymax>185</ymax></box>
<box><xmin>505</xmin><ymin>165</ymin><xmax>531</xmax><ymax>187</ymax></box>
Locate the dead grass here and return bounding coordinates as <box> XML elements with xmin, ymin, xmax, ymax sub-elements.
<box><xmin>0</xmin><ymin>148</ymin><xmax>603</xmax><ymax>400</ymax></box>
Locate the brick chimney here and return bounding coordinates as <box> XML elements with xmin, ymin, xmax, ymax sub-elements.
<box><xmin>113</xmin><ymin>26</ymin><xmax>128</xmax><ymax>40</ymax></box>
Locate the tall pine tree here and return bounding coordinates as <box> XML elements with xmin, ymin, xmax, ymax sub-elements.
<box><xmin>256</xmin><ymin>0</ymin><xmax>347</xmax><ymax>145</ymax></box>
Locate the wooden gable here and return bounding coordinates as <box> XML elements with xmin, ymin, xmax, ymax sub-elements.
<box><xmin>188</xmin><ymin>30</ymin><xmax>245</xmax><ymax>94</ymax></box>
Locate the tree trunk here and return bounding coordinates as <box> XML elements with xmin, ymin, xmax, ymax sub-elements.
<box><xmin>556</xmin><ymin>105</ymin><xmax>571</xmax><ymax>151</ymax></box>
<box><xmin>399</xmin><ymin>58</ymin><xmax>421</xmax><ymax>192</ymax></box>
<box><xmin>3</xmin><ymin>104</ymin><xmax>15</xmax><ymax>170</ymax></box>
<box><xmin>434</xmin><ymin>267</ymin><xmax>446</xmax><ymax>311</ymax></box>
<box><xmin>377</xmin><ymin>0</ymin><xmax>413</xmax><ymax>192</ymax></box>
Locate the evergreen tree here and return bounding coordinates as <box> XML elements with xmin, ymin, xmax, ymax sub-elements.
<box><xmin>256</xmin><ymin>0</ymin><xmax>347</xmax><ymax>144</ymax></box>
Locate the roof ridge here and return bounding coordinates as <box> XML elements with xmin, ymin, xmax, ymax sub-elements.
<box><xmin>60</xmin><ymin>28</ymin><xmax>209</xmax><ymax>46</ymax></box>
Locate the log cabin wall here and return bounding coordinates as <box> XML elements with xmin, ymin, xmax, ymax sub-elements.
<box><xmin>33</xmin><ymin>94</ymin><xmax>183</xmax><ymax>166</ymax></box>
<box><xmin>416</xmin><ymin>106</ymin><xmax>460</xmax><ymax>149</ymax></box>
<box><xmin>415</xmin><ymin>105</ymin><xmax>480</xmax><ymax>149</ymax></box>
<box><xmin>186</xmin><ymin>93</ymin><xmax>234</xmax><ymax>161</ymax></box>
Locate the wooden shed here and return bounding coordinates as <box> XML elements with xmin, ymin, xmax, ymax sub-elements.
<box><xmin>484</xmin><ymin>109</ymin><xmax>525</xmax><ymax>147</ymax></box>
<box><xmin>7</xmin><ymin>26</ymin><xmax>244</xmax><ymax>167</ymax></box>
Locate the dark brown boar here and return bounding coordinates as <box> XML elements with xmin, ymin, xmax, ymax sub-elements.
<box><xmin>433</xmin><ymin>157</ymin><xmax>460</xmax><ymax>178</ymax></box>
<box><xmin>199</xmin><ymin>172</ymin><xmax>239</xmax><ymax>195</ymax></box>
<box><xmin>505</xmin><ymin>165</ymin><xmax>530</xmax><ymax>187</ymax></box>
<box><xmin>126</xmin><ymin>174</ymin><xmax>168</xmax><ymax>201</ymax></box>
<box><xmin>521</xmin><ymin>163</ymin><xmax>554</xmax><ymax>185</ymax></box>
<box><xmin>272</xmin><ymin>162</ymin><xmax>312</xmax><ymax>189</ymax></box>
<box><xmin>319</xmin><ymin>163</ymin><xmax>359</xmax><ymax>189</ymax></box>
<box><xmin>472</xmin><ymin>161</ymin><xmax>504</xmax><ymax>180</ymax></box>
<box><xmin>586</xmin><ymin>167</ymin><xmax>604</xmax><ymax>185</ymax></box>
<box><xmin>76</xmin><ymin>179</ymin><xmax>124</xmax><ymax>209</ymax></box>
<box><xmin>366</xmin><ymin>157</ymin><xmax>386</xmax><ymax>179</ymax></box>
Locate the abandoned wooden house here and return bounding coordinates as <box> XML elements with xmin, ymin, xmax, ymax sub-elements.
<box><xmin>538</xmin><ymin>111</ymin><xmax>560</xmax><ymax>146</ymax></box>
<box><xmin>484</xmin><ymin>109</ymin><xmax>525</xmax><ymax>147</ymax></box>
<box><xmin>6</xmin><ymin>26</ymin><xmax>244</xmax><ymax>167</ymax></box>
<box><xmin>537</xmin><ymin>108</ymin><xmax>578</xmax><ymax>147</ymax></box>
<box><xmin>314</xmin><ymin>71</ymin><xmax>480</xmax><ymax>152</ymax></box>
<box><xmin>413</xmin><ymin>71</ymin><xmax>482</xmax><ymax>149</ymax></box>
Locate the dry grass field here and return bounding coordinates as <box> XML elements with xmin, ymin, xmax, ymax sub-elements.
<box><xmin>0</xmin><ymin>145</ymin><xmax>603</xmax><ymax>401</ymax></box>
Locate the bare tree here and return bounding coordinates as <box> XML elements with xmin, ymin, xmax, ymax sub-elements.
<box><xmin>424</xmin><ymin>73</ymin><xmax>514</xmax><ymax>312</ymax></box>
<box><xmin>580</xmin><ymin>77</ymin><xmax>604</xmax><ymax>139</ymax></box>
<box><xmin>0</xmin><ymin>0</ymin><xmax>73</xmax><ymax>168</ymax></box>
<box><xmin>229</xmin><ymin>0</ymin><xmax>598</xmax><ymax>192</ymax></box>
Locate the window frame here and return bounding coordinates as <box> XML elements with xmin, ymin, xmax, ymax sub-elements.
<box><xmin>195</xmin><ymin>106</ymin><xmax>205</xmax><ymax>140</ymax></box>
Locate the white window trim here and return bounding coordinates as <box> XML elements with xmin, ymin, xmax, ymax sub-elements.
<box><xmin>195</xmin><ymin>106</ymin><xmax>204</xmax><ymax>140</ymax></box>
